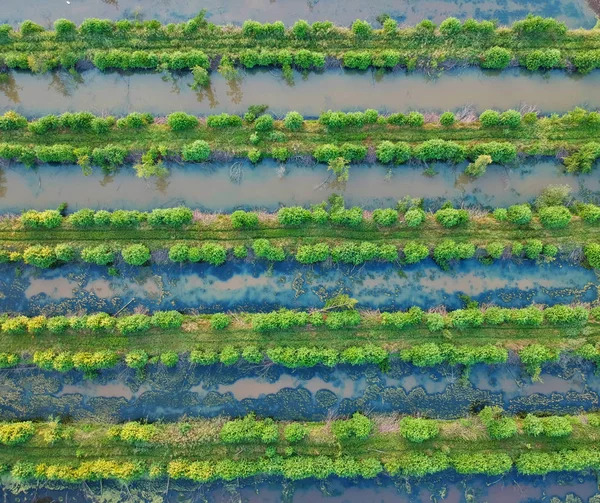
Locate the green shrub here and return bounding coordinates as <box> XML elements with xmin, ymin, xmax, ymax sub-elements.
<box><xmin>2</xmin><ymin>316</ymin><xmax>29</xmax><ymax>335</ymax></box>
<box><xmin>439</xmin><ymin>111</ymin><xmax>455</xmax><ymax>126</ymax></box>
<box><xmin>524</xmin><ymin>49</ymin><xmax>561</xmax><ymax>71</ymax></box>
<box><xmin>151</xmin><ymin>311</ymin><xmax>184</xmax><ymax>329</ymax></box>
<box><xmin>400</xmin><ymin>417</ymin><xmax>439</xmax><ymax>442</ymax></box>
<box><xmin>351</xmin><ymin>19</ymin><xmax>372</xmax><ymax>38</ymax></box>
<box><xmin>182</xmin><ymin>140</ymin><xmax>210</xmax><ymax>162</ymax></box>
<box><xmin>372</xmin><ymin>208</ymin><xmax>398</xmax><ymax>226</ymax></box>
<box><xmin>425</xmin><ymin>312</ymin><xmax>445</xmax><ymax>332</ymax></box>
<box><xmin>252</xmin><ymin>239</ymin><xmax>285</xmax><ymax>261</ymax></box>
<box><xmin>403</xmin><ymin>241</ymin><xmax>429</xmax><ymax>264</ymax></box>
<box><xmin>435</xmin><ymin>208</ymin><xmax>469</xmax><ymax>228</ymax></box>
<box><xmin>206</xmin><ymin>113</ymin><xmax>243</xmax><ymax>128</ymax></box>
<box><xmin>167</xmin><ymin>112</ymin><xmax>198</xmax><ymax>131</ymax></box>
<box><xmin>507</xmin><ymin>204</ymin><xmax>532</xmax><ymax>224</ymax></box>
<box><xmin>499</xmin><ymin>110</ymin><xmax>522</xmax><ymax>128</ymax></box>
<box><xmin>248</xmin><ymin>148</ymin><xmax>262</xmax><ymax>163</ymax></box>
<box><xmin>332</xmin><ymin>413</ymin><xmax>373</xmax><ymax>440</ymax></box>
<box><xmin>278</xmin><ymin>206</ymin><xmax>312</xmax><ymax>226</ymax></box>
<box><xmin>121</xmin><ymin>244</ymin><xmax>150</xmax><ymax>266</ymax></box>
<box><xmin>414</xmin><ymin>140</ymin><xmax>465</xmax><ymax>162</ymax></box>
<box><xmin>231</xmin><ymin>210</ymin><xmax>259</xmax><ymax>229</ymax></box>
<box><xmin>125</xmin><ymin>350</ymin><xmax>149</xmax><ymax>369</ymax></box>
<box><xmin>342</xmin><ymin>51</ymin><xmax>372</xmax><ymax>70</ymax></box>
<box><xmin>296</xmin><ymin>243</ymin><xmax>330</xmax><ymax>264</ymax></box>
<box><xmin>68</xmin><ymin>209</ymin><xmax>95</xmax><ymax>227</ymax></box>
<box><xmin>81</xmin><ymin>244</ymin><xmax>114</xmax><ymax>265</ymax></box>
<box><xmin>0</xmin><ymin>422</ymin><xmax>35</xmax><ymax>446</ymax></box>
<box><xmin>284</xmin><ymin>423</ymin><xmax>306</xmax><ymax>443</ymax></box>
<box><xmin>400</xmin><ymin>343</ymin><xmax>444</xmax><ymax>367</ymax></box>
<box><xmin>479</xmin><ymin>110</ymin><xmax>500</xmax><ymax>127</ymax></box>
<box><xmin>544</xmin><ymin>305</ymin><xmax>588</xmax><ymax>325</ymax></box>
<box><xmin>117</xmin><ymin>314</ymin><xmax>151</xmax><ymax>335</ymax></box>
<box><xmin>585</xmin><ymin>243</ymin><xmax>600</xmax><ymax>268</ymax></box>
<box><xmin>54</xmin><ymin>244</ymin><xmax>75</xmax><ymax>262</ymax></box>
<box><xmin>0</xmin><ymin>111</ymin><xmax>27</xmax><ymax>131</ymax></box>
<box><xmin>404</xmin><ymin>208</ymin><xmax>426</xmax><ymax>227</ymax></box>
<box><xmin>481</xmin><ymin>47</ymin><xmax>512</xmax><ymax>69</ymax></box>
<box><xmin>220</xmin><ymin>415</ymin><xmax>279</xmax><ymax>444</ymax></box>
<box><xmin>284</xmin><ymin>111</ymin><xmax>304</xmax><ymax>130</ymax></box>
<box><xmin>478</xmin><ymin>406</ymin><xmax>517</xmax><ymax>439</ymax></box>
<box><xmin>539</xmin><ymin>206</ymin><xmax>572</xmax><ymax>228</ymax></box>
<box><xmin>524</xmin><ymin>239</ymin><xmax>543</xmax><ymax>259</ymax></box>
<box><xmin>23</xmin><ymin>245</ymin><xmax>56</xmax><ymax>268</ymax></box>
<box><xmin>21</xmin><ymin>210</ymin><xmax>62</xmax><ymax>229</ymax></box>
<box><xmin>255</xmin><ymin>115</ymin><xmax>274</xmax><ymax>132</ymax></box>
<box><xmin>210</xmin><ymin>313</ymin><xmax>230</xmax><ymax>330</ymax></box>
<box><xmin>220</xmin><ymin>345</ymin><xmax>240</xmax><ymax>366</ymax></box>
<box><xmin>519</xmin><ymin>344</ymin><xmax>559</xmax><ymax>378</ymax></box>
<box><xmin>406</xmin><ymin>112</ymin><xmax>424</xmax><ymax>127</ymax></box>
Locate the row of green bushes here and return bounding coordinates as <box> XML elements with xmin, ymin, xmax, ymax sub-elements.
<box><xmin>1</xmin><ymin>138</ymin><xmax>594</xmax><ymax>176</ymax></box>
<box><xmin>20</xmin><ymin>199</ymin><xmax>600</xmax><ymax>231</ymax></box>
<box><xmin>0</xmin><ymin>341</ymin><xmax>589</xmax><ymax>375</ymax></box>
<box><xmin>21</xmin><ymin>207</ymin><xmax>193</xmax><ymax>229</ymax></box>
<box><xmin>3</xmin><ymin>44</ymin><xmax>599</xmax><ymax>75</ymax></box>
<box><xmin>1</xmin><ymin>303</ymin><xmax>595</xmax><ymax>337</ymax></box>
<box><xmin>0</xmin><ymin>236</ymin><xmax>568</xmax><ymax>269</ymax></box>
<box><xmin>1</xmin><ymin>15</ymin><xmax>569</xmax><ymax>42</ymax></box>
<box><xmin>3</xmin><ymin>106</ymin><xmax>600</xmax><ymax>135</ymax></box>
<box><xmin>9</xmin><ymin>447</ymin><xmax>600</xmax><ymax>482</ymax></box>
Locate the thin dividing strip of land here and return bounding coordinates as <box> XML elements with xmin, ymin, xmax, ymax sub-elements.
<box><xmin>0</xmin><ymin>115</ymin><xmax>596</xmax><ymax>155</ymax></box>
<box><xmin>0</xmin><ymin>317</ymin><xmax>597</xmax><ymax>354</ymax></box>
<box><xmin>0</xmin><ymin>217</ymin><xmax>598</xmax><ymax>248</ymax></box>
<box><xmin>2</xmin><ymin>16</ymin><xmax>600</xmax><ymax>59</ymax></box>
<box><xmin>2</xmin><ymin>414</ymin><xmax>600</xmax><ymax>467</ymax></box>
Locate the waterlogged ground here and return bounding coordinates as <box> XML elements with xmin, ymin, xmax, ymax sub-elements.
<box><xmin>2</xmin><ymin>68</ymin><xmax>600</xmax><ymax>117</ymax></box>
<box><xmin>0</xmin><ymin>0</ymin><xmax>596</xmax><ymax>28</ymax></box>
<box><xmin>0</xmin><ymin>473</ymin><xmax>599</xmax><ymax>502</ymax></box>
<box><xmin>1</xmin><ymin>259</ymin><xmax>597</xmax><ymax>316</ymax></box>
<box><xmin>0</xmin><ymin>159</ymin><xmax>597</xmax><ymax>213</ymax></box>
<box><xmin>0</xmin><ymin>357</ymin><xmax>598</xmax><ymax>422</ymax></box>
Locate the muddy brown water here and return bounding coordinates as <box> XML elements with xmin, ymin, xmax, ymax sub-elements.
<box><xmin>0</xmin><ymin>0</ymin><xmax>596</xmax><ymax>28</ymax></box>
<box><xmin>2</xmin><ymin>68</ymin><xmax>600</xmax><ymax>117</ymax></box>
<box><xmin>0</xmin><ymin>159</ymin><xmax>596</xmax><ymax>213</ymax></box>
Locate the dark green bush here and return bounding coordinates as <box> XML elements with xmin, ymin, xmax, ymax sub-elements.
<box><xmin>167</xmin><ymin>112</ymin><xmax>198</xmax><ymax>131</ymax></box>
<box><xmin>400</xmin><ymin>417</ymin><xmax>439</xmax><ymax>442</ymax></box>
<box><xmin>181</xmin><ymin>140</ymin><xmax>210</xmax><ymax>162</ymax></box>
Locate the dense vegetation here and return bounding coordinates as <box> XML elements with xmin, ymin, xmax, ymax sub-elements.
<box><xmin>3</xmin><ymin>410</ymin><xmax>600</xmax><ymax>482</ymax></box>
<box><xmin>0</xmin><ymin>108</ymin><xmax>599</xmax><ymax>176</ymax></box>
<box><xmin>0</xmin><ymin>303</ymin><xmax>599</xmax><ymax>377</ymax></box>
<box><xmin>1</xmin><ymin>14</ymin><xmax>600</xmax><ymax>75</ymax></box>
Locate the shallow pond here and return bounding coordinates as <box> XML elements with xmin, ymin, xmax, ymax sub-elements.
<box><xmin>0</xmin><ymin>0</ymin><xmax>596</xmax><ymax>28</ymax></box>
<box><xmin>1</xmin><ymin>259</ymin><xmax>597</xmax><ymax>316</ymax></box>
<box><xmin>0</xmin><ymin>356</ymin><xmax>598</xmax><ymax>422</ymax></box>
<box><xmin>2</xmin><ymin>68</ymin><xmax>600</xmax><ymax>117</ymax></box>
<box><xmin>0</xmin><ymin>158</ymin><xmax>597</xmax><ymax>213</ymax></box>
<box><xmin>0</xmin><ymin>472</ymin><xmax>599</xmax><ymax>502</ymax></box>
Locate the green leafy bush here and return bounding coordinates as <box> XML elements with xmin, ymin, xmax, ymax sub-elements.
<box><xmin>284</xmin><ymin>111</ymin><xmax>304</xmax><ymax>130</ymax></box>
<box><xmin>231</xmin><ymin>210</ymin><xmax>259</xmax><ymax>229</ymax></box>
<box><xmin>507</xmin><ymin>204</ymin><xmax>532</xmax><ymax>224</ymax></box>
<box><xmin>167</xmin><ymin>112</ymin><xmax>198</xmax><ymax>131</ymax></box>
<box><xmin>435</xmin><ymin>208</ymin><xmax>469</xmax><ymax>227</ymax></box>
<box><xmin>539</xmin><ymin>206</ymin><xmax>572</xmax><ymax>228</ymax></box>
<box><xmin>182</xmin><ymin>140</ymin><xmax>210</xmax><ymax>162</ymax></box>
<box><xmin>332</xmin><ymin>413</ymin><xmax>373</xmax><ymax>440</ymax></box>
<box><xmin>481</xmin><ymin>47</ymin><xmax>512</xmax><ymax>69</ymax></box>
<box><xmin>121</xmin><ymin>244</ymin><xmax>151</xmax><ymax>266</ymax></box>
<box><xmin>400</xmin><ymin>417</ymin><xmax>439</xmax><ymax>442</ymax></box>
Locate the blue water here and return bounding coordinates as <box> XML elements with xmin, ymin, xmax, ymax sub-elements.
<box><xmin>1</xmin><ymin>472</ymin><xmax>598</xmax><ymax>502</ymax></box>
<box><xmin>0</xmin><ymin>356</ymin><xmax>598</xmax><ymax>422</ymax></box>
<box><xmin>0</xmin><ymin>158</ymin><xmax>597</xmax><ymax>213</ymax></box>
<box><xmin>3</xmin><ymin>258</ymin><xmax>597</xmax><ymax>316</ymax></box>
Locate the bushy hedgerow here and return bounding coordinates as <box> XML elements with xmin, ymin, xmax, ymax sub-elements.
<box><xmin>435</xmin><ymin>208</ymin><xmax>469</xmax><ymax>228</ymax></box>
<box><xmin>507</xmin><ymin>204</ymin><xmax>532</xmax><ymax>224</ymax></box>
<box><xmin>332</xmin><ymin>413</ymin><xmax>373</xmax><ymax>440</ymax></box>
<box><xmin>23</xmin><ymin>245</ymin><xmax>56</xmax><ymax>268</ymax></box>
<box><xmin>21</xmin><ymin>210</ymin><xmax>62</xmax><ymax>229</ymax></box>
<box><xmin>167</xmin><ymin>112</ymin><xmax>198</xmax><ymax>131</ymax></box>
<box><xmin>81</xmin><ymin>244</ymin><xmax>114</xmax><ymax>265</ymax></box>
<box><xmin>210</xmin><ymin>313</ymin><xmax>230</xmax><ymax>330</ymax></box>
<box><xmin>278</xmin><ymin>206</ymin><xmax>313</xmax><ymax>226</ymax></box>
<box><xmin>231</xmin><ymin>210</ymin><xmax>259</xmax><ymax>229</ymax></box>
<box><xmin>404</xmin><ymin>208</ymin><xmax>426</xmax><ymax>227</ymax></box>
<box><xmin>296</xmin><ymin>243</ymin><xmax>330</xmax><ymax>264</ymax></box>
<box><xmin>400</xmin><ymin>417</ymin><xmax>439</xmax><ymax>442</ymax></box>
<box><xmin>182</xmin><ymin>140</ymin><xmax>210</xmax><ymax>162</ymax></box>
<box><xmin>220</xmin><ymin>415</ymin><xmax>279</xmax><ymax>444</ymax></box>
<box><xmin>467</xmin><ymin>142</ymin><xmax>517</xmax><ymax>163</ymax></box>
<box><xmin>479</xmin><ymin>110</ymin><xmax>500</xmax><ymax>127</ymax></box>
<box><xmin>375</xmin><ymin>141</ymin><xmax>411</xmax><ymax>164</ymax></box>
<box><xmin>414</xmin><ymin>139</ymin><xmax>465</xmax><ymax>162</ymax></box>
<box><xmin>519</xmin><ymin>344</ymin><xmax>560</xmax><ymax>378</ymax></box>
<box><xmin>524</xmin><ymin>48</ymin><xmax>561</xmax><ymax>71</ymax></box>
<box><xmin>372</xmin><ymin>208</ymin><xmax>398</xmax><ymax>226</ymax></box>
<box><xmin>252</xmin><ymin>239</ymin><xmax>285</xmax><ymax>261</ymax></box>
<box><xmin>523</xmin><ymin>414</ymin><xmax>572</xmax><ymax>437</ymax></box>
<box><xmin>0</xmin><ymin>422</ymin><xmax>35</xmax><ymax>446</ymax></box>
<box><xmin>381</xmin><ymin>307</ymin><xmax>423</xmax><ymax>330</ymax></box>
<box><xmin>481</xmin><ymin>47</ymin><xmax>512</xmax><ymax>69</ymax></box>
<box><xmin>151</xmin><ymin>311</ymin><xmax>184</xmax><ymax>329</ymax></box>
<box><xmin>538</xmin><ymin>205</ymin><xmax>572</xmax><ymax>228</ymax></box>
<box><xmin>284</xmin><ymin>423</ymin><xmax>307</xmax><ymax>443</ymax></box>
<box><xmin>479</xmin><ymin>406</ymin><xmax>517</xmax><ymax>439</ymax></box>
<box><xmin>121</xmin><ymin>244</ymin><xmax>151</xmax><ymax>266</ymax></box>
<box><xmin>206</xmin><ymin>113</ymin><xmax>243</xmax><ymax>128</ymax></box>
